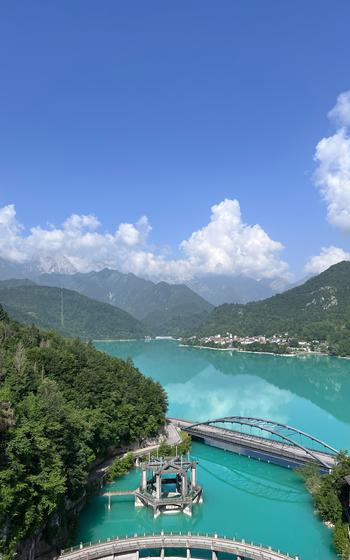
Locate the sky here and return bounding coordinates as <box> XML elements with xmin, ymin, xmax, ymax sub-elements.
<box><xmin>1</xmin><ymin>1</ymin><xmax>350</xmax><ymax>282</ymax></box>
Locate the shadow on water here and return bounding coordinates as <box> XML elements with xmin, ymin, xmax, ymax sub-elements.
<box><xmin>198</xmin><ymin>462</ymin><xmax>306</xmax><ymax>504</ymax></box>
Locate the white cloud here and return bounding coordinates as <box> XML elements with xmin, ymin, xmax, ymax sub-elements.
<box><xmin>116</xmin><ymin>216</ymin><xmax>151</xmax><ymax>246</ymax></box>
<box><xmin>166</xmin><ymin>370</ymin><xmax>292</xmax><ymax>424</ymax></box>
<box><xmin>0</xmin><ymin>204</ymin><xmax>27</xmax><ymax>262</ymax></box>
<box><xmin>328</xmin><ymin>91</ymin><xmax>350</xmax><ymax>127</ymax></box>
<box><xmin>0</xmin><ymin>199</ymin><xmax>289</xmax><ymax>282</ymax></box>
<box><xmin>314</xmin><ymin>90</ymin><xmax>350</xmax><ymax>233</ymax></box>
<box><xmin>304</xmin><ymin>245</ymin><xmax>350</xmax><ymax>275</ymax></box>
<box><xmin>181</xmin><ymin>199</ymin><xmax>288</xmax><ymax>279</ymax></box>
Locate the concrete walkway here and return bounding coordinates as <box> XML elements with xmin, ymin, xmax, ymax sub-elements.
<box><xmin>59</xmin><ymin>533</ymin><xmax>299</xmax><ymax>560</ymax></box>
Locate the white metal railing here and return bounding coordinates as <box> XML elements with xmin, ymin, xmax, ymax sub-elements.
<box><xmin>59</xmin><ymin>532</ymin><xmax>299</xmax><ymax>560</ymax></box>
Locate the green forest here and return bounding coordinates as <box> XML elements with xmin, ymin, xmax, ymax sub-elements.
<box><xmin>0</xmin><ymin>304</ymin><xmax>167</xmax><ymax>558</ymax></box>
<box><xmin>0</xmin><ymin>281</ymin><xmax>148</xmax><ymax>340</ymax></box>
<box><xmin>198</xmin><ymin>262</ymin><xmax>350</xmax><ymax>356</ymax></box>
<box><xmin>299</xmin><ymin>453</ymin><xmax>350</xmax><ymax>558</ymax></box>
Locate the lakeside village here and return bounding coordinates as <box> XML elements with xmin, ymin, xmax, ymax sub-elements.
<box><xmin>179</xmin><ymin>333</ymin><xmax>329</xmax><ymax>355</ymax></box>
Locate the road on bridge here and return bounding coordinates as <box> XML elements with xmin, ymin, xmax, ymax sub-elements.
<box><xmin>168</xmin><ymin>418</ymin><xmax>336</xmax><ymax>471</ymax></box>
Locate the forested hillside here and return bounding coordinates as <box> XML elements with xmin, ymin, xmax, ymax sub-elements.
<box><xmin>0</xmin><ymin>281</ymin><xmax>148</xmax><ymax>340</ymax></box>
<box><xmin>37</xmin><ymin>269</ymin><xmax>213</xmax><ymax>335</ymax></box>
<box><xmin>0</xmin><ymin>306</ymin><xmax>167</xmax><ymax>558</ymax></box>
<box><xmin>199</xmin><ymin>262</ymin><xmax>350</xmax><ymax>355</ymax></box>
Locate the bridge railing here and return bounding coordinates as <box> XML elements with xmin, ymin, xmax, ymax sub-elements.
<box><xmin>60</xmin><ymin>531</ymin><xmax>299</xmax><ymax>559</ymax></box>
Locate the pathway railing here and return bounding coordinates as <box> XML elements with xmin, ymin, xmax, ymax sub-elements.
<box><xmin>59</xmin><ymin>531</ymin><xmax>300</xmax><ymax>560</ymax></box>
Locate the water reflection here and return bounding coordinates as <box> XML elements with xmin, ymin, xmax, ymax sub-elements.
<box><xmin>167</xmin><ymin>370</ymin><xmax>292</xmax><ymax>424</ymax></box>
<box><xmin>95</xmin><ymin>340</ymin><xmax>350</xmax><ymax>450</ymax></box>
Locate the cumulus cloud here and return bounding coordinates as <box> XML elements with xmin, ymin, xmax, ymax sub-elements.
<box><xmin>0</xmin><ymin>199</ymin><xmax>289</xmax><ymax>281</ymax></box>
<box><xmin>328</xmin><ymin>91</ymin><xmax>350</xmax><ymax>128</ymax></box>
<box><xmin>181</xmin><ymin>199</ymin><xmax>288</xmax><ymax>279</ymax></box>
<box><xmin>314</xmin><ymin>90</ymin><xmax>350</xmax><ymax>233</ymax></box>
<box><xmin>0</xmin><ymin>204</ymin><xmax>27</xmax><ymax>262</ymax></box>
<box><xmin>304</xmin><ymin>245</ymin><xmax>350</xmax><ymax>275</ymax></box>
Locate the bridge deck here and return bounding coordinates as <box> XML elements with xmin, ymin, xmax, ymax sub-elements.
<box><xmin>101</xmin><ymin>490</ymin><xmax>135</xmax><ymax>496</ymax></box>
<box><xmin>59</xmin><ymin>533</ymin><xmax>299</xmax><ymax>560</ymax></box>
<box><xmin>168</xmin><ymin>418</ymin><xmax>335</xmax><ymax>470</ymax></box>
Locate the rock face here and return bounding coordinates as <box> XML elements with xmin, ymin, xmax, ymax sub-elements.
<box><xmin>0</xmin><ymin>255</ymin><xmax>78</xmax><ymax>280</ymax></box>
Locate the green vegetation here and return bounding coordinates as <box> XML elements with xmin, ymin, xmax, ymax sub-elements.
<box><xmin>298</xmin><ymin>452</ymin><xmax>350</xmax><ymax>558</ymax></box>
<box><xmin>198</xmin><ymin>262</ymin><xmax>350</xmax><ymax>356</ymax></box>
<box><xmin>106</xmin><ymin>453</ymin><xmax>135</xmax><ymax>482</ymax></box>
<box><xmin>0</xmin><ymin>305</ymin><xmax>167</xmax><ymax>558</ymax></box>
<box><xmin>157</xmin><ymin>431</ymin><xmax>192</xmax><ymax>457</ymax></box>
<box><xmin>38</xmin><ymin>270</ymin><xmax>213</xmax><ymax>336</ymax></box>
<box><xmin>0</xmin><ymin>280</ymin><xmax>148</xmax><ymax>340</ymax></box>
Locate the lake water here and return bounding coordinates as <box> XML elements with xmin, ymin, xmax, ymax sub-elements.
<box><xmin>76</xmin><ymin>340</ymin><xmax>350</xmax><ymax>559</ymax></box>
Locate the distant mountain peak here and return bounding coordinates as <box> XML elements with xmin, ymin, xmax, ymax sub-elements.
<box><xmin>35</xmin><ymin>255</ymin><xmax>78</xmax><ymax>275</ymax></box>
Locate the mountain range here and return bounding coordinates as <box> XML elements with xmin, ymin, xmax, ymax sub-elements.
<box><xmin>198</xmin><ymin>261</ymin><xmax>350</xmax><ymax>355</ymax></box>
<box><xmin>36</xmin><ymin>269</ymin><xmax>213</xmax><ymax>335</ymax></box>
<box><xmin>0</xmin><ymin>255</ymin><xmax>349</xmax><ymax>353</ymax></box>
<box><xmin>186</xmin><ymin>274</ymin><xmax>278</xmax><ymax>305</ymax></box>
<box><xmin>0</xmin><ymin>256</ymin><xmax>289</xmax><ymax>305</ymax></box>
<box><xmin>0</xmin><ymin>280</ymin><xmax>147</xmax><ymax>340</ymax></box>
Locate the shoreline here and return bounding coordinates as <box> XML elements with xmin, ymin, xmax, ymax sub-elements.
<box><xmin>92</xmin><ymin>339</ymin><xmax>347</xmax><ymax>360</ymax></box>
<box><xmin>178</xmin><ymin>343</ymin><xmax>330</xmax><ymax>358</ymax></box>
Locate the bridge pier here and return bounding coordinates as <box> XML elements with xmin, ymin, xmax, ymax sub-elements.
<box><xmin>141</xmin><ymin>466</ymin><xmax>147</xmax><ymax>491</ymax></box>
<box><xmin>186</xmin><ymin>547</ymin><xmax>191</xmax><ymax>559</ymax></box>
<box><xmin>211</xmin><ymin>550</ymin><xmax>217</xmax><ymax>560</ymax></box>
<box><xmin>191</xmin><ymin>464</ymin><xmax>197</xmax><ymax>488</ymax></box>
<box><xmin>135</xmin><ymin>495</ymin><xmax>144</xmax><ymax>507</ymax></box>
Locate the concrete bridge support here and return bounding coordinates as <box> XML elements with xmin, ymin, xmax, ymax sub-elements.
<box><xmin>141</xmin><ymin>467</ymin><xmax>147</xmax><ymax>491</ymax></box>
<box><xmin>191</xmin><ymin>464</ymin><xmax>197</xmax><ymax>488</ymax></box>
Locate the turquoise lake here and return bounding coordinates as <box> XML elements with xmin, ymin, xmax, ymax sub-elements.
<box><xmin>76</xmin><ymin>340</ymin><xmax>350</xmax><ymax>559</ymax></box>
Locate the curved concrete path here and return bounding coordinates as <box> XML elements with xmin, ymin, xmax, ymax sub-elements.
<box><xmin>59</xmin><ymin>533</ymin><xmax>299</xmax><ymax>560</ymax></box>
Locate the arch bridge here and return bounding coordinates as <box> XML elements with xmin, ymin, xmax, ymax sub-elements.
<box><xmin>59</xmin><ymin>532</ymin><xmax>299</xmax><ymax>560</ymax></box>
<box><xmin>169</xmin><ymin>417</ymin><xmax>338</xmax><ymax>472</ymax></box>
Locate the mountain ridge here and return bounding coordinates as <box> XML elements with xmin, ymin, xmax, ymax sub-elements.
<box><xmin>0</xmin><ymin>280</ymin><xmax>148</xmax><ymax>340</ymax></box>
<box><xmin>36</xmin><ymin>268</ymin><xmax>213</xmax><ymax>334</ymax></box>
<box><xmin>197</xmin><ymin>261</ymin><xmax>350</xmax><ymax>355</ymax></box>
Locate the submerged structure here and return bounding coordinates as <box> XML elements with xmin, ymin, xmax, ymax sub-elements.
<box><xmin>134</xmin><ymin>455</ymin><xmax>203</xmax><ymax>517</ymax></box>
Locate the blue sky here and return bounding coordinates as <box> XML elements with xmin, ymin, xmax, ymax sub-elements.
<box><xmin>1</xmin><ymin>1</ymin><xmax>350</xmax><ymax>281</ymax></box>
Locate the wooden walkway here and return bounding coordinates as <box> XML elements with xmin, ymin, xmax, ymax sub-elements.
<box><xmin>59</xmin><ymin>532</ymin><xmax>299</xmax><ymax>560</ymax></box>
<box><xmin>100</xmin><ymin>490</ymin><xmax>135</xmax><ymax>496</ymax></box>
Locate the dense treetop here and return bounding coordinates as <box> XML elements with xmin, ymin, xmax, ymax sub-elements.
<box><xmin>0</xmin><ymin>306</ymin><xmax>167</xmax><ymax>557</ymax></box>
